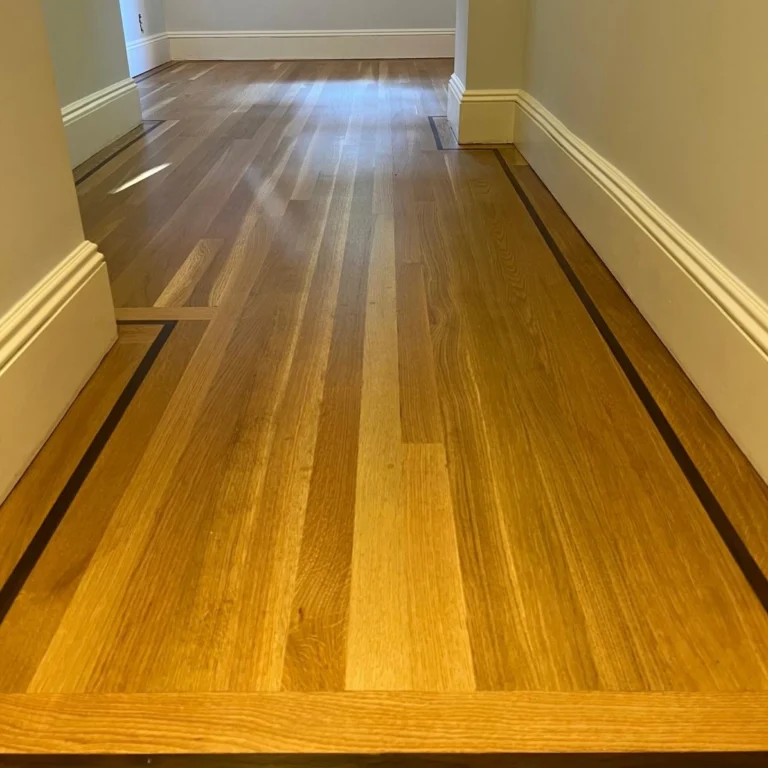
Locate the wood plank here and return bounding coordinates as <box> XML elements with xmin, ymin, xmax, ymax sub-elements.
<box><xmin>399</xmin><ymin>444</ymin><xmax>475</xmax><ymax>691</ymax></box>
<box><xmin>397</xmin><ymin>261</ymin><xmax>443</xmax><ymax>443</ymax></box>
<box><xmin>25</xmin><ymin>217</ymin><xmax>277</xmax><ymax>693</ymax></box>
<box><xmin>281</xmin><ymin>128</ymin><xmax>372</xmax><ymax>693</ymax></box>
<box><xmin>224</xmin><ymin>111</ymin><xmax>363</xmax><ymax>693</ymax></box>
<box><xmin>154</xmin><ymin>239</ymin><xmax>223</xmax><ymax>307</ymax></box>
<box><xmin>432</xmin><ymin>148</ymin><xmax>768</xmax><ymax>691</ymax></box>
<box><xmin>423</xmin><ymin>152</ymin><xmax>601</xmax><ymax>691</ymax></box>
<box><xmin>114</xmin><ymin>307</ymin><xmax>217</xmax><ymax>322</ymax></box>
<box><xmin>0</xmin><ymin>322</ymin><xmax>207</xmax><ymax>693</ymax></box>
<box><xmin>346</xmin><ymin>215</ymin><xmax>408</xmax><ymax>689</ymax></box>
<box><xmin>0</xmin><ymin>330</ymin><xmax>154</xmax><ymax>588</ymax></box>
<box><xmin>0</xmin><ymin>753</ymin><xmax>766</xmax><ymax>768</ymax></box>
<box><xmin>225</xmin><ymin>198</ymin><xmax>351</xmax><ymax>692</ymax></box>
<box><xmin>116</xmin><ymin>324</ymin><xmax>165</xmax><ymax>344</ymax></box>
<box><xmin>506</xmin><ymin>161</ymin><xmax>768</xmax><ymax>583</ymax></box>
<box><xmin>1</xmin><ymin>692</ymin><xmax>768</xmax><ymax>754</ymax></box>
<box><xmin>347</xmin><ymin>218</ymin><xmax>473</xmax><ymax>691</ymax></box>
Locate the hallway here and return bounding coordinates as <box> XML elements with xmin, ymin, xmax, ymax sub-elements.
<box><xmin>2</xmin><ymin>60</ymin><xmax>768</xmax><ymax>753</ymax></box>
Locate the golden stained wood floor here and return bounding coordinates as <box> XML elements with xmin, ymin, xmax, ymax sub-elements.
<box><xmin>2</xmin><ymin>59</ymin><xmax>768</xmax><ymax>760</ymax></box>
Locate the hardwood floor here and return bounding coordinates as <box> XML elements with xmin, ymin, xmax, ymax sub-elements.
<box><xmin>1</xmin><ymin>59</ymin><xmax>768</xmax><ymax>757</ymax></box>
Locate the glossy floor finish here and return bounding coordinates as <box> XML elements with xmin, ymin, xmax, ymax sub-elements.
<box><xmin>2</xmin><ymin>60</ymin><xmax>768</xmax><ymax>756</ymax></box>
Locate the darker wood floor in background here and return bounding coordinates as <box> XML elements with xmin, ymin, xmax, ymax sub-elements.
<box><xmin>1</xmin><ymin>59</ymin><xmax>768</xmax><ymax>756</ymax></box>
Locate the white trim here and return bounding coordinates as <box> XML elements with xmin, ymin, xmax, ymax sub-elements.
<box><xmin>446</xmin><ymin>73</ymin><xmax>465</xmax><ymax>136</ymax></box>
<box><xmin>61</xmin><ymin>79</ymin><xmax>142</xmax><ymax>167</ymax></box>
<box><xmin>447</xmin><ymin>74</ymin><xmax>517</xmax><ymax>144</ymax></box>
<box><xmin>515</xmin><ymin>92</ymin><xmax>768</xmax><ymax>357</ymax></box>
<box><xmin>61</xmin><ymin>78</ymin><xmax>138</xmax><ymax>126</ymax></box>
<box><xmin>168</xmin><ymin>29</ymin><xmax>455</xmax><ymax>60</ymax></box>
<box><xmin>169</xmin><ymin>28</ymin><xmax>456</xmax><ymax>39</ymax></box>
<box><xmin>0</xmin><ymin>243</ymin><xmax>117</xmax><ymax>502</ymax></box>
<box><xmin>0</xmin><ymin>243</ymin><xmax>102</xmax><ymax>371</ymax></box>
<box><xmin>125</xmin><ymin>32</ymin><xmax>171</xmax><ymax>77</ymax></box>
<box><xmin>513</xmin><ymin>91</ymin><xmax>768</xmax><ymax>480</ymax></box>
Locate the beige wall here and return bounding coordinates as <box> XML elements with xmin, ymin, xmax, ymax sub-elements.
<box><xmin>164</xmin><ymin>0</ymin><xmax>455</xmax><ymax>31</ymax></box>
<box><xmin>41</xmin><ymin>0</ymin><xmax>132</xmax><ymax>107</ymax></box>
<box><xmin>41</xmin><ymin>0</ymin><xmax>142</xmax><ymax>167</ymax></box>
<box><xmin>463</xmin><ymin>0</ymin><xmax>528</xmax><ymax>90</ymax></box>
<box><xmin>451</xmin><ymin>0</ymin><xmax>528</xmax><ymax>143</ymax></box>
<box><xmin>0</xmin><ymin>3</ymin><xmax>84</xmax><ymax>316</ymax></box>
<box><xmin>523</xmin><ymin>0</ymin><xmax>768</xmax><ymax>304</ymax></box>
<box><xmin>0</xmin><ymin>2</ymin><xmax>117</xmax><ymax>503</ymax></box>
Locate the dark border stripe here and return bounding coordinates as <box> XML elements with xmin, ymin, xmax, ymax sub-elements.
<box><xmin>428</xmin><ymin>116</ymin><xmax>768</xmax><ymax>614</ymax></box>
<box><xmin>428</xmin><ymin>116</ymin><xmax>444</xmax><ymax>151</ymax></box>
<box><xmin>491</xmin><ymin>148</ymin><xmax>768</xmax><ymax>614</ymax></box>
<box><xmin>0</xmin><ymin>321</ymin><xmax>176</xmax><ymax>625</ymax></box>
<box><xmin>134</xmin><ymin>61</ymin><xmax>179</xmax><ymax>84</ymax></box>
<box><xmin>75</xmin><ymin>120</ymin><xmax>166</xmax><ymax>186</ymax></box>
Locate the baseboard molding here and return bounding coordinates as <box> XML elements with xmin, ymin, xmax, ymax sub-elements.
<box><xmin>61</xmin><ymin>79</ymin><xmax>142</xmax><ymax>168</ymax></box>
<box><xmin>126</xmin><ymin>32</ymin><xmax>171</xmax><ymax>77</ymax></box>
<box><xmin>0</xmin><ymin>242</ymin><xmax>117</xmax><ymax>503</ymax></box>
<box><xmin>168</xmin><ymin>29</ymin><xmax>455</xmax><ymax>60</ymax></box>
<box><xmin>447</xmin><ymin>74</ymin><xmax>517</xmax><ymax>144</ymax></box>
<box><xmin>513</xmin><ymin>91</ymin><xmax>768</xmax><ymax>482</ymax></box>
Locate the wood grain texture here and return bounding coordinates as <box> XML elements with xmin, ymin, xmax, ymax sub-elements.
<box><xmin>397</xmin><ymin>261</ymin><xmax>443</xmax><ymax>443</ymax></box>
<box><xmin>1</xmin><ymin>693</ymin><xmax>768</xmax><ymax>754</ymax></box>
<box><xmin>154</xmin><ymin>239</ymin><xmax>223</xmax><ymax>307</ymax></box>
<box><xmin>0</xmin><ymin>329</ymin><xmax>156</xmax><ymax>588</ymax></box>
<box><xmin>0</xmin><ymin>322</ymin><xmax>206</xmax><ymax>693</ymax></box>
<box><xmin>346</xmin><ymin>214</ymin><xmax>409</xmax><ymax>689</ymax></box>
<box><xmin>282</xmin><ymin>122</ymin><xmax>371</xmax><ymax>693</ymax></box>
<box><xmin>114</xmin><ymin>307</ymin><xmax>218</xmax><ymax>322</ymax></box>
<box><xmin>398</xmin><ymin>444</ymin><xmax>475</xmax><ymax>692</ymax></box>
<box><xmin>1</xmin><ymin>757</ymin><xmax>766</xmax><ymax>768</ymax></box>
<box><xmin>504</xmin><ymin>157</ymin><xmax>768</xmax><ymax>585</ymax></box>
<box><xmin>1</xmin><ymin>60</ymin><xmax>768</xmax><ymax>756</ymax></box>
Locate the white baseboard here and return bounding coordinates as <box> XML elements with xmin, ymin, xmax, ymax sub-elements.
<box><xmin>0</xmin><ymin>242</ymin><xmax>117</xmax><ymax>503</ymax></box>
<box><xmin>513</xmin><ymin>91</ymin><xmax>768</xmax><ymax>482</ymax></box>
<box><xmin>126</xmin><ymin>32</ymin><xmax>171</xmax><ymax>77</ymax></box>
<box><xmin>168</xmin><ymin>29</ymin><xmax>455</xmax><ymax>61</ymax></box>
<box><xmin>61</xmin><ymin>79</ymin><xmax>142</xmax><ymax>168</ymax></box>
<box><xmin>447</xmin><ymin>74</ymin><xmax>517</xmax><ymax>144</ymax></box>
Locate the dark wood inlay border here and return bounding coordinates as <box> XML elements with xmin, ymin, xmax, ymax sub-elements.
<box><xmin>0</xmin><ymin>321</ymin><xmax>176</xmax><ymax>624</ymax></box>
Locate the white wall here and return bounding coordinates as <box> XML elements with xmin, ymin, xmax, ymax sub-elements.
<box><xmin>514</xmin><ymin>0</ymin><xmax>768</xmax><ymax>479</ymax></box>
<box><xmin>42</xmin><ymin>0</ymin><xmax>133</xmax><ymax>105</ymax></box>
<box><xmin>523</xmin><ymin>0</ymin><xmax>768</xmax><ymax>304</ymax></box>
<box><xmin>453</xmin><ymin>0</ymin><xmax>469</xmax><ymax>84</ymax></box>
<box><xmin>41</xmin><ymin>0</ymin><xmax>142</xmax><ymax>166</ymax></box>
<box><xmin>119</xmin><ymin>0</ymin><xmax>167</xmax><ymax>43</ymax></box>
<box><xmin>165</xmin><ymin>0</ymin><xmax>455</xmax><ymax>60</ymax></box>
<box><xmin>0</xmin><ymin>8</ymin><xmax>83</xmax><ymax>316</ymax></box>
<box><xmin>463</xmin><ymin>0</ymin><xmax>527</xmax><ymax>90</ymax></box>
<box><xmin>164</xmin><ymin>0</ymin><xmax>455</xmax><ymax>31</ymax></box>
<box><xmin>119</xmin><ymin>0</ymin><xmax>170</xmax><ymax>76</ymax></box>
<box><xmin>0</xmin><ymin>2</ymin><xmax>116</xmax><ymax>502</ymax></box>
<box><xmin>449</xmin><ymin>0</ymin><xmax>527</xmax><ymax>143</ymax></box>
